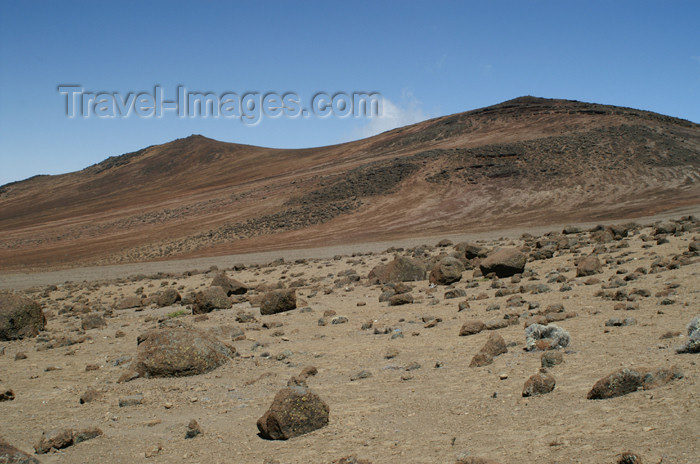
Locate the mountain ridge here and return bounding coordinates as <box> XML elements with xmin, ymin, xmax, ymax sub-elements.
<box><xmin>2</xmin><ymin>96</ymin><xmax>699</xmax><ymax>270</ymax></box>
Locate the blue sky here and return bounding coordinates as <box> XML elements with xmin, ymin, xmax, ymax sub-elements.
<box><xmin>1</xmin><ymin>0</ymin><xmax>699</xmax><ymax>186</ymax></box>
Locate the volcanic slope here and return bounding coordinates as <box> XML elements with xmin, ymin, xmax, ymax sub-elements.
<box><xmin>1</xmin><ymin>96</ymin><xmax>699</xmax><ymax>269</ymax></box>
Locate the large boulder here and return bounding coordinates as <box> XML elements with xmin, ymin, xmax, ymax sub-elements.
<box><xmin>469</xmin><ymin>332</ymin><xmax>507</xmax><ymax>367</ymax></box>
<box><xmin>114</xmin><ymin>296</ymin><xmax>142</xmax><ymax>310</ymax></box>
<box><xmin>211</xmin><ymin>272</ymin><xmax>248</xmax><ymax>296</ymax></box>
<box><xmin>454</xmin><ymin>242</ymin><xmax>485</xmax><ymax>260</ymax></box>
<box><xmin>0</xmin><ymin>437</ymin><xmax>40</xmax><ymax>463</ymax></box>
<box><xmin>576</xmin><ymin>255</ymin><xmax>602</xmax><ymax>277</ymax></box>
<box><xmin>260</xmin><ymin>289</ymin><xmax>297</xmax><ymax>315</ymax></box>
<box><xmin>368</xmin><ymin>256</ymin><xmax>427</xmax><ymax>284</ymax></box>
<box><xmin>257</xmin><ymin>386</ymin><xmax>329</xmax><ymax>440</ymax></box>
<box><xmin>429</xmin><ymin>257</ymin><xmax>464</xmax><ymax>285</ymax></box>
<box><xmin>0</xmin><ymin>292</ymin><xmax>45</xmax><ymax>340</ymax></box>
<box><xmin>587</xmin><ymin>366</ymin><xmax>683</xmax><ymax>399</ymax></box>
<box><xmin>155</xmin><ymin>288</ymin><xmax>181</xmax><ymax>307</ymax></box>
<box><xmin>193</xmin><ymin>286</ymin><xmax>232</xmax><ymax>314</ymax></box>
<box><xmin>81</xmin><ymin>313</ymin><xmax>107</xmax><ymax>331</ymax></box>
<box><xmin>479</xmin><ymin>248</ymin><xmax>526</xmax><ymax>278</ymax></box>
<box><xmin>134</xmin><ymin>328</ymin><xmax>233</xmax><ymax>378</ymax></box>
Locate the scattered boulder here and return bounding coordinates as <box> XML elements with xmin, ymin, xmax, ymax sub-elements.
<box><xmin>388</xmin><ymin>293</ymin><xmax>413</xmax><ymax>306</ymax></box>
<box><xmin>454</xmin><ymin>242</ymin><xmax>485</xmax><ymax>259</ymax></box>
<box><xmin>470</xmin><ymin>332</ymin><xmax>507</xmax><ymax>367</ymax></box>
<box><xmin>0</xmin><ymin>293</ymin><xmax>45</xmax><ymax>340</ymax></box>
<box><xmin>134</xmin><ymin>328</ymin><xmax>233</xmax><ymax>378</ymax></box>
<box><xmin>479</xmin><ymin>248</ymin><xmax>526</xmax><ymax>278</ymax></box>
<box><xmin>576</xmin><ymin>255</ymin><xmax>602</xmax><ymax>277</ymax></box>
<box><xmin>193</xmin><ymin>286</ymin><xmax>232</xmax><ymax>314</ymax></box>
<box><xmin>114</xmin><ymin>296</ymin><xmax>142</xmax><ymax>310</ymax></box>
<box><xmin>367</xmin><ymin>256</ymin><xmax>427</xmax><ymax>284</ymax></box>
<box><xmin>257</xmin><ymin>386</ymin><xmax>330</xmax><ymax>440</ymax></box>
<box><xmin>429</xmin><ymin>257</ymin><xmax>464</xmax><ymax>285</ymax></box>
<box><xmin>676</xmin><ymin>315</ymin><xmax>700</xmax><ymax>354</ymax></box>
<box><xmin>260</xmin><ymin>289</ymin><xmax>297</xmax><ymax>315</ymax></box>
<box><xmin>34</xmin><ymin>427</ymin><xmax>102</xmax><ymax>454</ymax></box>
<box><xmin>211</xmin><ymin>272</ymin><xmax>248</xmax><ymax>296</ymax></box>
<box><xmin>525</xmin><ymin>324</ymin><xmax>570</xmax><ymax>351</ymax></box>
<box><xmin>540</xmin><ymin>351</ymin><xmax>564</xmax><ymax>368</ymax></box>
<box><xmin>459</xmin><ymin>320</ymin><xmax>486</xmax><ymax>336</ymax></box>
<box><xmin>0</xmin><ymin>390</ymin><xmax>14</xmax><ymax>402</ymax></box>
<box><xmin>155</xmin><ymin>288</ymin><xmax>181</xmax><ymax>307</ymax></box>
<box><xmin>81</xmin><ymin>313</ymin><xmax>106</xmax><ymax>331</ymax></box>
<box><xmin>0</xmin><ymin>437</ymin><xmax>40</xmax><ymax>464</ymax></box>
<box><xmin>522</xmin><ymin>369</ymin><xmax>556</xmax><ymax>396</ymax></box>
<box><xmin>587</xmin><ymin>366</ymin><xmax>683</xmax><ymax>399</ymax></box>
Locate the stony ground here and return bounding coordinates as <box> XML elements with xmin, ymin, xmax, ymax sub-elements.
<box><xmin>1</xmin><ymin>219</ymin><xmax>699</xmax><ymax>464</ymax></box>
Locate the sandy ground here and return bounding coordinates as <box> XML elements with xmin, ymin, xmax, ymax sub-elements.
<box><xmin>1</xmin><ymin>218</ymin><xmax>699</xmax><ymax>464</ymax></box>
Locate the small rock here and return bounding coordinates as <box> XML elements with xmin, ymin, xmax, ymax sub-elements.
<box><xmin>185</xmin><ymin>419</ymin><xmax>202</xmax><ymax>439</ymax></box>
<box><xmin>350</xmin><ymin>370</ymin><xmax>373</xmax><ymax>381</ymax></box>
<box><xmin>80</xmin><ymin>387</ymin><xmax>102</xmax><ymax>404</ymax></box>
<box><xmin>0</xmin><ymin>389</ymin><xmax>14</xmax><ymax>402</ymax></box>
<box><xmin>119</xmin><ymin>394</ymin><xmax>144</xmax><ymax>407</ymax></box>
<box><xmin>617</xmin><ymin>451</ymin><xmax>643</xmax><ymax>464</ymax></box>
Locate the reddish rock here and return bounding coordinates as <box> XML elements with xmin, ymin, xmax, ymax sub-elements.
<box><xmin>260</xmin><ymin>289</ymin><xmax>297</xmax><ymax>315</ymax></box>
<box><xmin>388</xmin><ymin>293</ymin><xmax>413</xmax><ymax>306</ymax></box>
<box><xmin>469</xmin><ymin>332</ymin><xmax>507</xmax><ymax>367</ymax></box>
<box><xmin>459</xmin><ymin>320</ymin><xmax>486</xmax><ymax>336</ymax></box>
<box><xmin>257</xmin><ymin>386</ymin><xmax>329</xmax><ymax>440</ymax></box>
<box><xmin>367</xmin><ymin>256</ymin><xmax>427</xmax><ymax>284</ymax></box>
<box><xmin>429</xmin><ymin>257</ymin><xmax>464</xmax><ymax>285</ymax></box>
<box><xmin>587</xmin><ymin>366</ymin><xmax>683</xmax><ymax>400</ymax></box>
<box><xmin>211</xmin><ymin>272</ymin><xmax>248</xmax><ymax>296</ymax></box>
<box><xmin>522</xmin><ymin>369</ymin><xmax>556</xmax><ymax>396</ymax></box>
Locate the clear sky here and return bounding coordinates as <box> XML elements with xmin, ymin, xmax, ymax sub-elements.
<box><xmin>1</xmin><ymin>0</ymin><xmax>699</xmax><ymax>186</ymax></box>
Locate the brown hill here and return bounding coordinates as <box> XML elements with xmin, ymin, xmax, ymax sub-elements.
<box><xmin>2</xmin><ymin>96</ymin><xmax>700</xmax><ymax>270</ymax></box>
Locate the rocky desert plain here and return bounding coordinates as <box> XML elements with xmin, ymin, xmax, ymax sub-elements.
<box><xmin>1</xmin><ymin>97</ymin><xmax>700</xmax><ymax>464</ymax></box>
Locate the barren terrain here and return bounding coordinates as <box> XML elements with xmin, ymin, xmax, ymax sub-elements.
<box><xmin>1</xmin><ymin>217</ymin><xmax>699</xmax><ymax>463</ymax></box>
